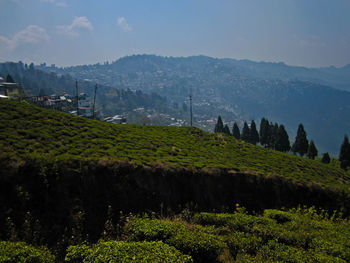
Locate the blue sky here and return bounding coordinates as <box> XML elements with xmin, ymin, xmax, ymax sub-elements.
<box><xmin>1</xmin><ymin>0</ymin><xmax>350</xmax><ymax>67</ymax></box>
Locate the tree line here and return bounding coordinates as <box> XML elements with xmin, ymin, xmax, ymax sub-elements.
<box><xmin>214</xmin><ymin>115</ymin><xmax>350</xmax><ymax>169</ymax></box>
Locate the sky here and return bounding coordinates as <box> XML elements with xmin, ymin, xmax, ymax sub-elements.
<box><xmin>0</xmin><ymin>0</ymin><xmax>350</xmax><ymax>68</ymax></box>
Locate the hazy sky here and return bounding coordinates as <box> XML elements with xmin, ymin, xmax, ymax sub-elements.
<box><xmin>1</xmin><ymin>0</ymin><xmax>350</xmax><ymax>67</ymax></box>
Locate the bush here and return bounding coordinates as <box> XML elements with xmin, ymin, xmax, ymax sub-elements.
<box><xmin>168</xmin><ymin>229</ymin><xmax>226</xmax><ymax>263</ymax></box>
<box><xmin>226</xmin><ymin>231</ymin><xmax>263</xmax><ymax>259</ymax></box>
<box><xmin>125</xmin><ymin>217</ymin><xmax>184</xmax><ymax>241</ymax></box>
<box><xmin>124</xmin><ymin>217</ymin><xmax>226</xmax><ymax>263</ymax></box>
<box><xmin>264</xmin><ymin>209</ymin><xmax>292</xmax><ymax>224</ymax></box>
<box><xmin>0</xmin><ymin>241</ymin><xmax>55</xmax><ymax>263</ymax></box>
<box><xmin>65</xmin><ymin>240</ymin><xmax>193</xmax><ymax>263</ymax></box>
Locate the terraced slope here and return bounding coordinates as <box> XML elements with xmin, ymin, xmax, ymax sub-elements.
<box><xmin>0</xmin><ymin>99</ymin><xmax>349</xmax><ymax>192</ymax></box>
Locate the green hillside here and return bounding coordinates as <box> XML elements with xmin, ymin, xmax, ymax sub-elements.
<box><xmin>0</xmin><ymin>99</ymin><xmax>349</xmax><ymax>192</ymax></box>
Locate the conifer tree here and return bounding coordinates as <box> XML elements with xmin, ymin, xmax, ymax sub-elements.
<box><xmin>250</xmin><ymin>120</ymin><xmax>259</xmax><ymax>145</ymax></box>
<box><xmin>268</xmin><ymin>123</ymin><xmax>279</xmax><ymax>149</ymax></box>
<box><xmin>259</xmin><ymin>118</ymin><xmax>270</xmax><ymax>147</ymax></box>
<box><xmin>275</xmin><ymin>125</ymin><xmax>290</xmax><ymax>152</ymax></box>
<box><xmin>214</xmin><ymin>115</ymin><xmax>224</xmax><ymax>133</ymax></box>
<box><xmin>223</xmin><ymin>124</ymin><xmax>231</xmax><ymax>135</ymax></box>
<box><xmin>292</xmin><ymin>124</ymin><xmax>309</xmax><ymax>156</ymax></box>
<box><xmin>232</xmin><ymin>122</ymin><xmax>240</xmax><ymax>139</ymax></box>
<box><xmin>241</xmin><ymin>121</ymin><xmax>250</xmax><ymax>142</ymax></box>
<box><xmin>6</xmin><ymin>74</ymin><xmax>15</xmax><ymax>83</ymax></box>
<box><xmin>307</xmin><ymin>140</ymin><xmax>318</xmax><ymax>159</ymax></box>
<box><xmin>321</xmin><ymin>152</ymin><xmax>331</xmax><ymax>164</ymax></box>
<box><xmin>339</xmin><ymin>135</ymin><xmax>350</xmax><ymax>170</ymax></box>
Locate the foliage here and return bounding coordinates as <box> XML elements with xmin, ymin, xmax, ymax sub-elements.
<box><xmin>293</xmin><ymin>124</ymin><xmax>309</xmax><ymax>156</ymax></box>
<box><xmin>125</xmin><ymin>217</ymin><xmax>226</xmax><ymax>263</ymax></box>
<box><xmin>232</xmin><ymin>122</ymin><xmax>240</xmax><ymax>139</ymax></box>
<box><xmin>241</xmin><ymin>121</ymin><xmax>250</xmax><ymax>142</ymax></box>
<box><xmin>0</xmin><ymin>99</ymin><xmax>349</xmax><ymax>192</ymax></box>
<box><xmin>339</xmin><ymin>135</ymin><xmax>350</xmax><ymax>170</ymax></box>
<box><xmin>321</xmin><ymin>152</ymin><xmax>331</xmax><ymax>164</ymax></box>
<box><xmin>249</xmin><ymin>120</ymin><xmax>259</xmax><ymax>145</ymax></box>
<box><xmin>65</xmin><ymin>240</ymin><xmax>193</xmax><ymax>263</ymax></box>
<box><xmin>307</xmin><ymin>140</ymin><xmax>318</xmax><ymax>159</ymax></box>
<box><xmin>193</xmin><ymin>207</ymin><xmax>350</xmax><ymax>262</ymax></box>
<box><xmin>214</xmin><ymin>115</ymin><xmax>224</xmax><ymax>133</ymax></box>
<box><xmin>0</xmin><ymin>241</ymin><xmax>55</xmax><ymax>263</ymax></box>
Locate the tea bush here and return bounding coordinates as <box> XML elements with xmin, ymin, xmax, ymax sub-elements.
<box><xmin>0</xmin><ymin>241</ymin><xmax>55</xmax><ymax>263</ymax></box>
<box><xmin>65</xmin><ymin>240</ymin><xmax>193</xmax><ymax>263</ymax></box>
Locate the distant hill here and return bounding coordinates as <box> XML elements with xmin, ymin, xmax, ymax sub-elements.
<box><xmin>0</xmin><ymin>61</ymin><xmax>181</xmax><ymax>124</ymax></box>
<box><xmin>37</xmin><ymin>55</ymin><xmax>350</xmax><ymax>155</ymax></box>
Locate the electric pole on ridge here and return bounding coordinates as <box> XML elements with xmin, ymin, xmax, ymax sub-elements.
<box><xmin>189</xmin><ymin>93</ymin><xmax>193</xmax><ymax>127</ymax></box>
<box><xmin>92</xmin><ymin>83</ymin><xmax>97</xmax><ymax>119</ymax></box>
<box><xmin>75</xmin><ymin>80</ymin><xmax>79</xmax><ymax>116</ymax></box>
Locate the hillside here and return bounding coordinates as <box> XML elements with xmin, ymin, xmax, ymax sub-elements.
<box><xmin>0</xmin><ymin>62</ymin><xmax>181</xmax><ymax>123</ymax></box>
<box><xmin>1</xmin><ymin>99</ymin><xmax>350</xmax><ymax>261</ymax></box>
<box><xmin>36</xmin><ymin>55</ymin><xmax>350</xmax><ymax>155</ymax></box>
<box><xmin>0</xmin><ymin>99</ymin><xmax>349</xmax><ymax>191</ymax></box>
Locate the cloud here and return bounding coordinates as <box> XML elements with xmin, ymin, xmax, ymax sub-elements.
<box><xmin>117</xmin><ymin>17</ymin><xmax>132</xmax><ymax>32</ymax></box>
<box><xmin>40</xmin><ymin>0</ymin><xmax>68</xmax><ymax>7</ymax></box>
<box><xmin>0</xmin><ymin>25</ymin><xmax>50</xmax><ymax>50</ymax></box>
<box><xmin>57</xmin><ymin>16</ymin><xmax>93</xmax><ymax>36</ymax></box>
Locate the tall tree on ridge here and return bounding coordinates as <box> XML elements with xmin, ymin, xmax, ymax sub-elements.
<box><xmin>321</xmin><ymin>152</ymin><xmax>331</xmax><ymax>164</ymax></box>
<box><xmin>307</xmin><ymin>140</ymin><xmax>318</xmax><ymax>159</ymax></box>
<box><xmin>259</xmin><ymin>118</ymin><xmax>270</xmax><ymax>147</ymax></box>
<box><xmin>339</xmin><ymin>135</ymin><xmax>350</xmax><ymax>170</ymax></box>
<box><xmin>250</xmin><ymin>120</ymin><xmax>259</xmax><ymax>145</ymax></box>
<box><xmin>292</xmin><ymin>124</ymin><xmax>309</xmax><ymax>156</ymax></box>
<box><xmin>6</xmin><ymin>74</ymin><xmax>15</xmax><ymax>83</ymax></box>
<box><xmin>232</xmin><ymin>122</ymin><xmax>240</xmax><ymax>140</ymax></box>
<box><xmin>223</xmin><ymin>124</ymin><xmax>231</xmax><ymax>135</ymax></box>
<box><xmin>268</xmin><ymin>123</ymin><xmax>279</xmax><ymax>149</ymax></box>
<box><xmin>214</xmin><ymin>115</ymin><xmax>224</xmax><ymax>133</ymax></box>
<box><xmin>275</xmin><ymin>124</ymin><xmax>290</xmax><ymax>152</ymax></box>
<box><xmin>241</xmin><ymin>121</ymin><xmax>250</xmax><ymax>142</ymax></box>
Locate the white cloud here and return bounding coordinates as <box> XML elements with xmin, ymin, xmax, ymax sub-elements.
<box><xmin>40</xmin><ymin>0</ymin><xmax>68</xmax><ymax>7</ymax></box>
<box><xmin>57</xmin><ymin>16</ymin><xmax>93</xmax><ymax>36</ymax></box>
<box><xmin>117</xmin><ymin>17</ymin><xmax>132</xmax><ymax>32</ymax></box>
<box><xmin>0</xmin><ymin>25</ymin><xmax>50</xmax><ymax>50</ymax></box>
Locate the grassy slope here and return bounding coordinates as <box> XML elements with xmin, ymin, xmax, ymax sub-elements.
<box><xmin>0</xmin><ymin>99</ymin><xmax>349</xmax><ymax>192</ymax></box>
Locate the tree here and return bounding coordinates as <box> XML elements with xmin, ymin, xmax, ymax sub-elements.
<box><xmin>259</xmin><ymin>118</ymin><xmax>270</xmax><ymax>147</ymax></box>
<box><xmin>339</xmin><ymin>135</ymin><xmax>350</xmax><ymax>170</ymax></box>
<box><xmin>250</xmin><ymin>120</ymin><xmax>259</xmax><ymax>145</ymax></box>
<box><xmin>214</xmin><ymin>115</ymin><xmax>224</xmax><ymax>133</ymax></box>
<box><xmin>241</xmin><ymin>122</ymin><xmax>250</xmax><ymax>142</ymax></box>
<box><xmin>275</xmin><ymin>125</ymin><xmax>290</xmax><ymax>152</ymax></box>
<box><xmin>292</xmin><ymin>124</ymin><xmax>309</xmax><ymax>156</ymax></box>
<box><xmin>307</xmin><ymin>140</ymin><xmax>318</xmax><ymax>159</ymax></box>
<box><xmin>268</xmin><ymin>123</ymin><xmax>279</xmax><ymax>149</ymax></box>
<box><xmin>232</xmin><ymin>122</ymin><xmax>240</xmax><ymax>139</ymax></box>
<box><xmin>6</xmin><ymin>74</ymin><xmax>15</xmax><ymax>83</ymax></box>
<box><xmin>321</xmin><ymin>153</ymin><xmax>330</xmax><ymax>164</ymax></box>
<box><xmin>223</xmin><ymin>124</ymin><xmax>231</xmax><ymax>135</ymax></box>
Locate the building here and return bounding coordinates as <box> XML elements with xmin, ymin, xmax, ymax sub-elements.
<box><xmin>78</xmin><ymin>93</ymin><xmax>92</xmax><ymax>117</ymax></box>
<box><xmin>0</xmin><ymin>77</ymin><xmax>23</xmax><ymax>98</ymax></box>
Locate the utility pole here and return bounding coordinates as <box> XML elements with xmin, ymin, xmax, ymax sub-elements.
<box><xmin>92</xmin><ymin>83</ymin><xmax>97</xmax><ymax>119</ymax></box>
<box><xmin>189</xmin><ymin>94</ymin><xmax>193</xmax><ymax>127</ymax></box>
<box><xmin>75</xmin><ymin>80</ymin><xmax>79</xmax><ymax>116</ymax></box>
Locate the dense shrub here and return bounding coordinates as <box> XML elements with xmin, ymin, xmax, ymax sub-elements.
<box><xmin>264</xmin><ymin>209</ymin><xmax>293</xmax><ymax>223</ymax></box>
<box><xmin>0</xmin><ymin>241</ymin><xmax>55</xmax><ymax>263</ymax></box>
<box><xmin>125</xmin><ymin>217</ymin><xmax>226</xmax><ymax>263</ymax></box>
<box><xmin>226</xmin><ymin>231</ymin><xmax>263</xmax><ymax>259</ymax></box>
<box><xmin>125</xmin><ymin>217</ymin><xmax>183</xmax><ymax>241</ymax></box>
<box><xmin>65</xmin><ymin>240</ymin><xmax>193</xmax><ymax>263</ymax></box>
